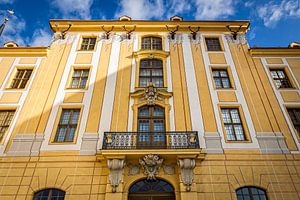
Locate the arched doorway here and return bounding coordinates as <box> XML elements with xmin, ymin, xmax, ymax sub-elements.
<box><xmin>128</xmin><ymin>179</ymin><xmax>175</xmax><ymax>200</ymax></box>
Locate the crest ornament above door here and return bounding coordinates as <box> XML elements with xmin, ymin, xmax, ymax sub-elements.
<box><xmin>139</xmin><ymin>154</ymin><xmax>164</xmax><ymax>180</ymax></box>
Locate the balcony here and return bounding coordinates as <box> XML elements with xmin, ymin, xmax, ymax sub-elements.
<box><xmin>102</xmin><ymin>131</ymin><xmax>200</xmax><ymax>150</ymax></box>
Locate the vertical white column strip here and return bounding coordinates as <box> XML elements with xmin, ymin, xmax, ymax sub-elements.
<box><xmin>182</xmin><ymin>34</ymin><xmax>205</xmax><ymax>147</ymax></box>
<box><xmin>128</xmin><ymin>33</ymin><xmax>138</xmax><ymax>132</ymax></box>
<box><xmin>164</xmin><ymin>35</ymin><xmax>175</xmax><ymax>131</ymax></box>
<box><xmin>98</xmin><ymin>36</ymin><xmax>122</xmax><ymax>148</ymax></box>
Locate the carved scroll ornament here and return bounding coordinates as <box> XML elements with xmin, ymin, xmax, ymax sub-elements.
<box><xmin>139</xmin><ymin>154</ymin><xmax>164</xmax><ymax>180</ymax></box>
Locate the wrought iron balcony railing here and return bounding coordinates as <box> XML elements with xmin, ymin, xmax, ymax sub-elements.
<box><xmin>102</xmin><ymin>131</ymin><xmax>200</xmax><ymax>149</ymax></box>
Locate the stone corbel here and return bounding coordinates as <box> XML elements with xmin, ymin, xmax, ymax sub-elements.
<box><xmin>178</xmin><ymin>158</ymin><xmax>196</xmax><ymax>192</ymax></box>
<box><xmin>107</xmin><ymin>159</ymin><xmax>125</xmax><ymax>193</ymax></box>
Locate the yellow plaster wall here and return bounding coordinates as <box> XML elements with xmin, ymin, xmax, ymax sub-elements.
<box><xmin>281</xmin><ymin>91</ymin><xmax>300</xmax><ymax>102</ymax></box>
<box><xmin>217</xmin><ymin>91</ymin><xmax>237</xmax><ymax>102</ymax></box>
<box><xmin>286</xmin><ymin>58</ymin><xmax>300</xmax><ymax>84</ymax></box>
<box><xmin>6</xmin><ymin>43</ymin><xmax>73</xmax><ymax>147</ymax></box>
<box><xmin>229</xmin><ymin>44</ymin><xmax>273</xmax><ymax>133</ymax></box>
<box><xmin>169</xmin><ymin>43</ymin><xmax>191</xmax><ymax>131</ymax></box>
<box><xmin>208</xmin><ymin>53</ymin><xmax>227</xmax><ymax>64</ymax></box>
<box><xmin>0</xmin><ymin>153</ymin><xmax>299</xmax><ymax>199</ymax></box>
<box><xmin>266</xmin><ymin>58</ymin><xmax>283</xmax><ymax>64</ymax></box>
<box><xmin>0</xmin><ymin>58</ymin><xmax>15</xmax><ymax>87</ymax></box>
<box><xmin>74</xmin><ymin>53</ymin><xmax>93</xmax><ymax>64</ymax></box>
<box><xmin>251</xmin><ymin>56</ymin><xmax>297</xmax><ymax>150</ymax></box>
<box><xmin>0</xmin><ymin>92</ymin><xmax>22</xmax><ymax>104</ymax></box>
<box><xmin>19</xmin><ymin>58</ymin><xmax>37</xmax><ymax>65</ymax></box>
<box><xmin>110</xmin><ymin>42</ymin><xmax>133</xmax><ymax>132</ymax></box>
<box><xmin>63</xmin><ymin>92</ymin><xmax>84</xmax><ymax>103</ymax></box>
<box><xmin>191</xmin><ymin>43</ymin><xmax>218</xmax><ymax>132</ymax></box>
<box><xmin>85</xmin><ymin>43</ymin><xmax>112</xmax><ymax>133</ymax></box>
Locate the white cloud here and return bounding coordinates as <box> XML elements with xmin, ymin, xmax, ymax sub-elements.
<box><xmin>51</xmin><ymin>0</ymin><xmax>94</xmax><ymax>19</ymax></box>
<box><xmin>0</xmin><ymin>12</ymin><xmax>26</xmax><ymax>46</ymax></box>
<box><xmin>30</xmin><ymin>29</ymin><xmax>52</xmax><ymax>46</ymax></box>
<box><xmin>244</xmin><ymin>1</ymin><xmax>254</xmax><ymax>8</ymax></box>
<box><xmin>115</xmin><ymin>0</ymin><xmax>164</xmax><ymax>20</ymax></box>
<box><xmin>167</xmin><ymin>0</ymin><xmax>192</xmax><ymax>18</ymax></box>
<box><xmin>257</xmin><ymin>0</ymin><xmax>300</xmax><ymax>28</ymax></box>
<box><xmin>194</xmin><ymin>0</ymin><xmax>235</xmax><ymax>20</ymax></box>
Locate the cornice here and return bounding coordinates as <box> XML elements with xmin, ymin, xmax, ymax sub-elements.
<box><xmin>0</xmin><ymin>47</ymin><xmax>48</xmax><ymax>57</ymax></box>
<box><xmin>49</xmin><ymin>20</ymin><xmax>250</xmax><ymax>33</ymax></box>
<box><xmin>249</xmin><ymin>48</ymin><xmax>300</xmax><ymax>56</ymax></box>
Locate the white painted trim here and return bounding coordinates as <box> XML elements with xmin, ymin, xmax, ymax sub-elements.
<box><xmin>97</xmin><ymin>35</ymin><xmax>122</xmax><ymax>149</ymax></box>
<box><xmin>283</xmin><ymin>58</ymin><xmax>300</xmax><ymax>90</ymax></box>
<box><xmin>261</xmin><ymin>58</ymin><xmax>300</xmax><ymax>150</ymax></box>
<box><xmin>128</xmin><ymin>33</ymin><xmax>138</xmax><ymax>132</ymax></box>
<box><xmin>182</xmin><ymin>34</ymin><xmax>205</xmax><ymax>147</ymax></box>
<box><xmin>164</xmin><ymin>35</ymin><xmax>175</xmax><ymax>131</ymax></box>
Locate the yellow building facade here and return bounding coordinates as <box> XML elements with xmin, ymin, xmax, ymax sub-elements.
<box><xmin>0</xmin><ymin>17</ymin><xmax>300</xmax><ymax>200</ymax></box>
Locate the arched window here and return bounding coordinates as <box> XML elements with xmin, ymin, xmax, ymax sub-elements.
<box><xmin>139</xmin><ymin>59</ymin><xmax>164</xmax><ymax>87</ymax></box>
<box><xmin>128</xmin><ymin>179</ymin><xmax>175</xmax><ymax>200</ymax></box>
<box><xmin>141</xmin><ymin>36</ymin><xmax>162</xmax><ymax>50</ymax></box>
<box><xmin>34</xmin><ymin>188</ymin><xmax>65</xmax><ymax>200</ymax></box>
<box><xmin>236</xmin><ymin>186</ymin><xmax>268</xmax><ymax>200</ymax></box>
<box><xmin>138</xmin><ymin>106</ymin><xmax>165</xmax><ymax>148</ymax></box>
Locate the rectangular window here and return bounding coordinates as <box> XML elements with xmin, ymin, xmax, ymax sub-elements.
<box><xmin>80</xmin><ymin>38</ymin><xmax>96</xmax><ymax>50</ymax></box>
<box><xmin>54</xmin><ymin>109</ymin><xmax>80</xmax><ymax>142</ymax></box>
<box><xmin>270</xmin><ymin>69</ymin><xmax>293</xmax><ymax>88</ymax></box>
<box><xmin>70</xmin><ymin>69</ymin><xmax>89</xmax><ymax>89</ymax></box>
<box><xmin>10</xmin><ymin>69</ymin><xmax>33</xmax><ymax>89</ymax></box>
<box><xmin>0</xmin><ymin>110</ymin><xmax>15</xmax><ymax>141</ymax></box>
<box><xmin>221</xmin><ymin>108</ymin><xmax>246</xmax><ymax>141</ymax></box>
<box><xmin>205</xmin><ymin>38</ymin><xmax>222</xmax><ymax>51</ymax></box>
<box><xmin>212</xmin><ymin>69</ymin><xmax>231</xmax><ymax>88</ymax></box>
<box><xmin>287</xmin><ymin>108</ymin><xmax>300</xmax><ymax>135</ymax></box>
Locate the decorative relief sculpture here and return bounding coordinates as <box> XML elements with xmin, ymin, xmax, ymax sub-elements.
<box><xmin>107</xmin><ymin>159</ymin><xmax>125</xmax><ymax>192</ymax></box>
<box><xmin>224</xmin><ymin>34</ymin><xmax>247</xmax><ymax>44</ymax></box>
<box><xmin>178</xmin><ymin>158</ymin><xmax>196</xmax><ymax>192</ymax></box>
<box><xmin>128</xmin><ymin>164</ymin><xmax>140</xmax><ymax>176</ymax></box>
<box><xmin>144</xmin><ymin>84</ymin><xmax>159</xmax><ymax>105</ymax></box>
<box><xmin>163</xmin><ymin>164</ymin><xmax>175</xmax><ymax>175</ymax></box>
<box><xmin>139</xmin><ymin>154</ymin><xmax>164</xmax><ymax>180</ymax></box>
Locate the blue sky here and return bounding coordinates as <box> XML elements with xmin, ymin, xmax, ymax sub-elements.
<box><xmin>0</xmin><ymin>0</ymin><xmax>299</xmax><ymax>47</ymax></box>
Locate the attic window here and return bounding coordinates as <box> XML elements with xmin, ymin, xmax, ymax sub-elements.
<box><xmin>170</xmin><ymin>16</ymin><xmax>183</xmax><ymax>21</ymax></box>
<box><xmin>119</xmin><ymin>16</ymin><xmax>132</xmax><ymax>21</ymax></box>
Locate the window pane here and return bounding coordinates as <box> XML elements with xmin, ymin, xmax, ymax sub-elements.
<box><xmin>154</xmin><ymin>107</ymin><xmax>164</xmax><ymax>117</ymax></box>
<box><xmin>222</xmin><ymin>78</ymin><xmax>231</xmax><ymax>88</ymax></box>
<box><xmin>222</xmin><ymin>109</ymin><xmax>231</xmax><ymax>123</ymax></box>
<box><xmin>139</xmin><ymin>120</ymin><xmax>150</xmax><ymax>132</ymax></box>
<box><xmin>55</xmin><ymin>109</ymin><xmax>80</xmax><ymax>142</ymax></box>
<box><xmin>230</xmin><ymin>109</ymin><xmax>241</xmax><ymax>123</ymax></box>
<box><xmin>11</xmin><ymin>69</ymin><xmax>32</xmax><ymax>89</ymax></box>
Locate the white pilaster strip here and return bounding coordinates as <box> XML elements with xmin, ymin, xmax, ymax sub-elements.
<box><xmin>182</xmin><ymin>34</ymin><xmax>205</xmax><ymax>147</ymax></box>
<box><xmin>98</xmin><ymin>35</ymin><xmax>122</xmax><ymax>148</ymax></box>
<box><xmin>128</xmin><ymin>33</ymin><xmax>139</xmax><ymax>132</ymax></box>
<box><xmin>164</xmin><ymin>35</ymin><xmax>175</xmax><ymax>131</ymax></box>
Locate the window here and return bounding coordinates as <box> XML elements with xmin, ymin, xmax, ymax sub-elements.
<box><xmin>287</xmin><ymin>108</ymin><xmax>300</xmax><ymax>135</ymax></box>
<box><xmin>10</xmin><ymin>69</ymin><xmax>32</xmax><ymax>89</ymax></box>
<box><xmin>0</xmin><ymin>110</ymin><xmax>15</xmax><ymax>141</ymax></box>
<box><xmin>138</xmin><ymin>106</ymin><xmax>165</xmax><ymax>147</ymax></box>
<box><xmin>221</xmin><ymin>108</ymin><xmax>246</xmax><ymax>141</ymax></box>
<box><xmin>270</xmin><ymin>69</ymin><xmax>293</xmax><ymax>88</ymax></box>
<box><xmin>141</xmin><ymin>36</ymin><xmax>162</xmax><ymax>50</ymax></box>
<box><xmin>236</xmin><ymin>187</ymin><xmax>268</xmax><ymax>200</ymax></box>
<box><xmin>139</xmin><ymin>59</ymin><xmax>164</xmax><ymax>87</ymax></box>
<box><xmin>70</xmin><ymin>69</ymin><xmax>89</xmax><ymax>89</ymax></box>
<box><xmin>34</xmin><ymin>188</ymin><xmax>65</xmax><ymax>200</ymax></box>
<box><xmin>212</xmin><ymin>69</ymin><xmax>231</xmax><ymax>88</ymax></box>
<box><xmin>54</xmin><ymin>109</ymin><xmax>80</xmax><ymax>142</ymax></box>
<box><xmin>80</xmin><ymin>37</ymin><xmax>96</xmax><ymax>50</ymax></box>
<box><xmin>205</xmin><ymin>37</ymin><xmax>222</xmax><ymax>51</ymax></box>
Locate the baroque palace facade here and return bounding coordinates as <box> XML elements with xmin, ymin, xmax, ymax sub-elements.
<box><xmin>0</xmin><ymin>16</ymin><xmax>300</xmax><ymax>200</ymax></box>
